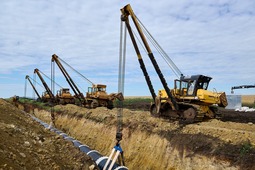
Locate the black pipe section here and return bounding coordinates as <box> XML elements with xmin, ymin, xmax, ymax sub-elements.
<box><xmin>31</xmin><ymin>116</ymin><xmax>128</xmax><ymax>170</ymax></box>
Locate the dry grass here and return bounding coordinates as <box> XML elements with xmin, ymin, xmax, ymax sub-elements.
<box><xmin>242</xmin><ymin>95</ymin><xmax>255</xmax><ymax>107</ymax></box>
<box><xmin>33</xmin><ymin>106</ymin><xmax>180</xmax><ymax>169</ymax></box>
<box><xmin>31</xmin><ymin>102</ymin><xmax>255</xmax><ymax>169</ymax></box>
<box><xmin>242</xmin><ymin>95</ymin><xmax>255</xmax><ymax>103</ymax></box>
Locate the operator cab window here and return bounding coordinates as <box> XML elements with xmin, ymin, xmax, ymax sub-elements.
<box><xmin>88</xmin><ymin>87</ymin><xmax>93</xmax><ymax>94</ymax></box>
<box><xmin>182</xmin><ymin>81</ymin><xmax>188</xmax><ymax>89</ymax></box>
<box><xmin>197</xmin><ymin>81</ymin><xmax>208</xmax><ymax>90</ymax></box>
<box><xmin>203</xmin><ymin>82</ymin><xmax>209</xmax><ymax>90</ymax></box>
<box><xmin>187</xmin><ymin>80</ymin><xmax>196</xmax><ymax>96</ymax></box>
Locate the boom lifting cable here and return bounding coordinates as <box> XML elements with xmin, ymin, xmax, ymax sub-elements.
<box><xmin>139</xmin><ymin>20</ymin><xmax>182</xmax><ymax>78</ymax></box>
<box><xmin>132</xmin><ymin>27</ymin><xmax>148</xmax><ymax>56</ymax></box>
<box><xmin>39</xmin><ymin>70</ymin><xmax>63</xmax><ymax>89</ymax></box>
<box><xmin>33</xmin><ymin>73</ymin><xmax>36</xmax><ymax>99</ymax></box>
<box><xmin>138</xmin><ymin>18</ymin><xmax>181</xmax><ymax>77</ymax></box>
<box><xmin>50</xmin><ymin>61</ymin><xmax>56</xmax><ymax>126</ymax></box>
<box><xmin>131</xmin><ymin>26</ymin><xmax>176</xmax><ymax>81</ymax></box>
<box><xmin>58</xmin><ymin>57</ymin><xmax>94</xmax><ymax>85</ymax></box>
<box><xmin>136</xmin><ymin>15</ymin><xmax>183</xmax><ymax>78</ymax></box>
<box><xmin>104</xmin><ymin>19</ymin><xmax>126</xmax><ymax>170</ymax></box>
<box><xmin>24</xmin><ymin>78</ymin><xmax>27</xmax><ymax>98</ymax></box>
<box><xmin>27</xmin><ymin>76</ymin><xmax>45</xmax><ymax>89</ymax></box>
<box><xmin>71</xmin><ymin>78</ymin><xmax>86</xmax><ymax>94</ymax></box>
<box><xmin>25</xmin><ymin>76</ymin><xmax>43</xmax><ymax>100</ymax></box>
<box><xmin>24</xmin><ymin>77</ymin><xmax>42</xmax><ymax>98</ymax></box>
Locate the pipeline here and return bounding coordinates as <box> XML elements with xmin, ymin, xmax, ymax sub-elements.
<box><xmin>31</xmin><ymin>115</ymin><xmax>128</xmax><ymax>170</ymax></box>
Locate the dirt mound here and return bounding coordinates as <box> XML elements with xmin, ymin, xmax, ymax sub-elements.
<box><xmin>221</xmin><ymin>108</ymin><xmax>255</xmax><ymax>123</ymax></box>
<box><xmin>0</xmin><ymin>99</ymin><xmax>97</xmax><ymax>169</ymax></box>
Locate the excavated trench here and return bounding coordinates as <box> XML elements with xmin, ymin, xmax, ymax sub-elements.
<box><xmin>30</xmin><ymin>116</ymin><xmax>127</xmax><ymax>170</ymax></box>
<box><xmin>17</xmin><ymin>102</ymin><xmax>255</xmax><ymax>170</ymax></box>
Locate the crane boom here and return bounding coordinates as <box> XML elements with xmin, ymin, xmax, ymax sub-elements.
<box><xmin>119</xmin><ymin>4</ymin><xmax>227</xmax><ymax>122</ymax></box>
<box><xmin>120</xmin><ymin>4</ymin><xmax>178</xmax><ymax>110</ymax></box>
<box><xmin>51</xmin><ymin>54</ymin><xmax>85</xmax><ymax>102</ymax></box>
<box><xmin>135</xmin><ymin>17</ymin><xmax>183</xmax><ymax>79</ymax></box>
<box><xmin>231</xmin><ymin>85</ymin><xmax>255</xmax><ymax>94</ymax></box>
<box><xmin>52</xmin><ymin>54</ymin><xmax>123</xmax><ymax>109</ymax></box>
<box><xmin>57</xmin><ymin>57</ymin><xmax>94</xmax><ymax>85</ymax></box>
<box><xmin>34</xmin><ymin>68</ymin><xmax>55</xmax><ymax>99</ymax></box>
<box><xmin>121</xmin><ymin>15</ymin><xmax>156</xmax><ymax>101</ymax></box>
<box><xmin>25</xmin><ymin>75</ymin><xmax>41</xmax><ymax>100</ymax></box>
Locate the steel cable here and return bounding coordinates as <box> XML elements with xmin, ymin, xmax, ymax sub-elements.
<box><xmin>136</xmin><ymin>15</ymin><xmax>183</xmax><ymax>78</ymax></box>
<box><xmin>50</xmin><ymin>61</ymin><xmax>55</xmax><ymax>126</ymax></box>
<box><xmin>24</xmin><ymin>78</ymin><xmax>27</xmax><ymax>98</ymax></box>
<box><xmin>39</xmin><ymin>70</ymin><xmax>63</xmax><ymax>89</ymax></box>
<box><xmin>58</xmin><ymin>57</ymin><xmax>94</xmax><ymax>85</ymax></box>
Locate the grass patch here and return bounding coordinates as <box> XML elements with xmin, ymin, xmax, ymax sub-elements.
<box><xmin>242</xmin><ymin>102</ymin><xmax>255</xmax><ymax>108</ymax></box>
<box><xmin>16</xmin><ymin>97</ymin><xmax>54</xmax><ymax>111</ymax></box>
<box><xmin>240</xmin><ymin>140</ymin><xmax>253</xmax><ymax>156</ymax></box>
<box><xmin>114</xmin><ymin>97</ymin><xmax>153</xmax><ymax>111</ymax></box>
<box><xmin>122</xmin><ymin>97</ymin><xmax>152</xmax><ymax>105</ymax></box>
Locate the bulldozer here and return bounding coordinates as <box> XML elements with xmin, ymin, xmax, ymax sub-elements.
<box><xmin>56</xmin><ymin>88</ymin><xmax>75</xmax><ymax>105</ymax></box>
<box><xmin>155</xmin><ymin>75</ymin><xmax>227</xmax><ymax>121</ymax></box>
<box><xmin>120</xmin><ymin>4</ymin><xmax>228</xmax><ymax>122</ymax></box>
<box><xmin>52</xmin><ymin>54</ymin><xmax>123</xmax><ymax>109</ymax></box>
<box><xmin>34</xmin><ymin>68</ymin><xmax>75</xmax><ymax>105</ymax></box>
<box><xmin>86</xmin><ymin>84</ymin><xmax>123</xmax><ymax>109</ymax></box>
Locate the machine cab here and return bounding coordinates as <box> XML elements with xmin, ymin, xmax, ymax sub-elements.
<box><xmin>61</xmin><ymin>88</ymin><xmax>70</xmax><ymax>94</ymax></box>
<box><xmin>174</xmin><ymin>75</ymin><xmax>212</xmax><ymax>96</ymax></box>
<box><xmin>87</xmin><ymin>84</ymin><xmax>108</xmax><ymax>97</ymax></box>
<box><xmin>88</xmin><ymin>84</ymin><xmax>107</xmax><ymax>93</ymax></box>
<box><xmin>42</xmin><ymin>91</ymin><xmax>50</xmax><ymax>98</ymax></box>
<box><xmin>58</xmin><ymin>88</ymin><xmax>71</xmax><ymax>97</ymax></box>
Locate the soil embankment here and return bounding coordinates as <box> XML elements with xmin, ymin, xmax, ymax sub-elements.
<box><xmin>18</xmin><ymin>101</ymin><xmax>255</xmax><ymax>170</ymax></box>
<box><xmin>0</xmin><ymin>99</ymin><xmax>97</xmax><ymax>170</ymax></box>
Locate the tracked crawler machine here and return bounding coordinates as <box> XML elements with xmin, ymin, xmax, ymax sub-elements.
<box><xmin>52</xmin><ymin>54</ymin><xmax>123</xmax><ymax>109</ymax></box>
<box><xmin>34</xmin><ymin>68</ymin><xmax>75</xmax><ymax>104</ymax></box>
<box><xmin>34</xmin><ymin>68</ymin><xmax>55</xmax><ymax>103</ymax></box>
<box><xmin>56</xmin><ymin>88</ymin><xmax>75</xmax><ymax>104</ymax></box>
<box><xmin>120</xmin><ymin>4</ymin><xmax>227</xmax><ymax>122</ymax></box>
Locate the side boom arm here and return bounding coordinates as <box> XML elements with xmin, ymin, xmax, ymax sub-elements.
<box><xmin>34</xmin><ymin>68</ymin><xmax>55</xmax><ymax>99</ymax></box>
<box><xmin>51</xmin><ymin>54</ymin><xmax>84</xmax><ymax>102</ymax></box>
<box><xmin>25</xmin><ymin>75</ymin><xmax>41</xmax><ymax>100</ymax></box>
<box><xmin>120</xmin><ymin>4</ymin><xmax>178</xmax><ymax>110</ymax></box>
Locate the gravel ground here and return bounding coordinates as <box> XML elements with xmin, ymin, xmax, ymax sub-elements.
<box><xmin>0</xmin><ymin>99</ymin><xmax>98</xmax><ymax>170</ymax></box>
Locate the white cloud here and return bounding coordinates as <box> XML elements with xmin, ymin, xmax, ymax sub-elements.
<box><xmin>0</xmin><ymin>0</ymin><xmax>255</xmax><ymax>98</ymax></box>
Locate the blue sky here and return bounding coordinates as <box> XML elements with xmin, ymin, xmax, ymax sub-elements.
<box><xmin>0</xmin><ymin>0</ymin><xmax>255</xmax><ymax>98</ymax></box>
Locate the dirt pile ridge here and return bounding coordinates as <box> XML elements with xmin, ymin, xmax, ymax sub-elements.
<box><xmin>20</xmin><ymin>102</ymin><xmax>254</xmax><ymax>170</ymax></box>
<box><xmin>0</xmin><ymin>99</ymin><xmax>97</xmax><ymax>170</ymax></box>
